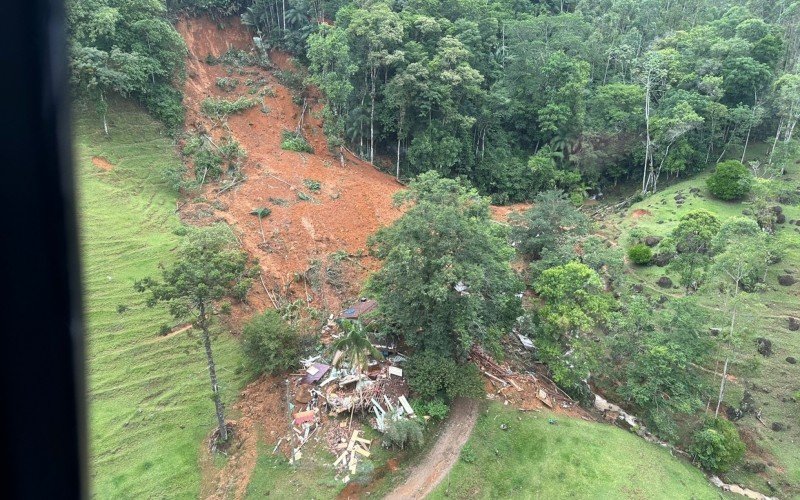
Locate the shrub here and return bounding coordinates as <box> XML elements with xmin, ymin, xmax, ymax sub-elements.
<box><xmin>281</xmin><ymin>130</ymin><xmax>314</xmax><ymax>153</ymax></box>
<box><xmin>215</xmin><ymin>77</ymin><xmax>239</xmax><ymax>91</ymax></box>
<box><xmin>405</xmin><ymin>352</ymin><xmax>485</xmax><ymax>402</ymax></box>
<box><xmin>200</xmin><ymin>96</ymin><xmax>259</xmax><ymax>119</ymax></box>
<box><xmin>382</xmin><ymin>418</ymin><xmax>424</xmax><ymax>449</ymax></box>
<box><xmin>707</xmin><ymin>160</ymin><xmax>752</xmax><ymax>201</ymax></box>
<box><xmin>628</xmin><ymin>244</ymin><xmax>653</xmax><ymax>265</ymax></box>
<box><xmin>690</xmin><ymin>418</ymin><xmax>745</xmax><ymax>473</ymax></box>
<box><xmin>422</xmin><ymin>399</ymin><xmax>450</xmax><ymax>420</ymax></box>
<box><xmin>241</xmin><ymin>310</ymin><xmax>299</xmax><ymax>375</ymax></box>
<box><xmin>194</xmin><ymin>149</ymin><xmax>223</xmax><ymax>182</ymax></box>
<box><xmin>303</xmin><ymin>179</ymin><xmax>321</xmax><ymax>191</ymax></box>
<box><xmin>141</xmin><ymin>84</ymin><xmax>185</xmax><ymax>132</ymax></box>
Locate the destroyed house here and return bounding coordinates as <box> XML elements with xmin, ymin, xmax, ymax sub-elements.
<box><xmin>340</xmin><ymin>298</ymin><xmax>377</xmax><ymax>320</ymax></box>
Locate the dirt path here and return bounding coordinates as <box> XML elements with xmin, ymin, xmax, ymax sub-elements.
<box><xmin>385</xmin><ymin>398</ymin><xmax>479</xmax><ymax>500</ymax></box>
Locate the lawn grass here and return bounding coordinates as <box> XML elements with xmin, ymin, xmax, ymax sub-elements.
<box><xmin>76</xmin><ymin>100</ymin><xmax>248</xmax><ymax>498</ymax></box>
<box><xmin>614</xmin><ymin>143</ymin><xmax>800</xmax><ymax>495</ymax></box>
<box><xmin>430</xmin><ymin>403</ymin><xmax>721</xmax><ymax>499</ymax></box>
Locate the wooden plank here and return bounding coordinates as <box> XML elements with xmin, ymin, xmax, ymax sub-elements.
<box><xmin>537</xmin><ymin>388</ymin><xmax>553</xmax><ymax>408</ymax></box>
<box><xmin>347</xmin><ymin>430</ymin><xmax>359</xmax><ymax>451</ymax></box>
<box><xmin>353</xmin><ymin>446</ymin><xmax>371</xmax><ymax>457</ymax></box>
<box><xmin>398</xmin><ymin>395</ymin><xmax>415</xmax><ymax>415</ymax></box>
<box><xmin>388</xmin><ymin>366</ymin><xmax>403</xmax><ymax>377</ymax></box>
<box><xmin>354</xmin><ymin>437</ymin><xmax>372</xmax><ymax>445</ymax></box>
<box><xmin>483</xmin><ymin>370</ymin><xmax>508</xmax><ymax>387</ymax></box>
<box><xmin>333</xmin><ymin>451</ymin><xmax>348</xmax><ymax>466</ymax></box>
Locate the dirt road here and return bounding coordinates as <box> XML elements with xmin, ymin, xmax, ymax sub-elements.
<box><xmin>385</xmin><ymin>398</ymin><xmax>479</xmax><ymax>500</ymax></box>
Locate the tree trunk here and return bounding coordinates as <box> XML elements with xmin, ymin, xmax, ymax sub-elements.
<box><xmin>770</xmin><ymin>118</ymin><xmax>783</xmax><ymax>165</ymax></box>
<box><xmin>642</xmin><ymin>73</ymin><xmax>652</xmax><ymax>195</ymax></box>
<box><xmin>370</xmin><ymin>67</ymin><xmax>376</xmax><ymax>164</ymax></box>
<box><xmin>200</xmin><ymin>305</ymin><xmax>227</xmax><ymax>443</ymax></box>
<box><xmin>714</xmin><ymin>357</ymin><xmax>729</xmax><ymax>418</ymax></box>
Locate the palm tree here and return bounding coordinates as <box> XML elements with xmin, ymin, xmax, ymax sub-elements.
<box><xmin>330</xmin><ymin>320</ymin><xmax>382</xmax><ymax>372</ymax></box>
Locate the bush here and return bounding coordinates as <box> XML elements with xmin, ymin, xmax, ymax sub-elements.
<box><xmin>412</xmin><ymin>398</ymin><xmax>450</xmax><ymax>420</ymax></box>
<box><xmin>241</xmin><ymin>310</ymin><xmax>299</xmax><ymax>375</ymax></box>
<box><xmin>194</xmin><ymin>149</ymin><xmax>223</xmax><ymax>182</ymax></box>
<box><xmin>141</xmin><ymin>84</ymin><xmax>185</xmax><ymax>132</ymax></box>
<box><xmin>707</xmin><ymin>160</ymin><xmax>752</xmax><ymax>201</ymax></box>
<box><xmin>690</xmin><ymin>418</ymin><xmax>745</xmax><ymax>473</ymax></box>
<box><xmin>405</xmin><ymin>352</ymin><xmax>485</xmax><ymax>402</ymax></box>
<box><xmin>281</xmin><ymin>130</ymin><xmax>314</xmax><ymax>153</ymax></box>
<box><xmin>200</xmin><ymin>96</ymin><xmax>258</xmax><ymax>119</ymax></box>
<box><xmin>303</xmin><ymin>179</ymin><xmax>321</xmax><ymax>191</ymax></box>
<box><xmin>215</xmin><ymin>77</ymin><xmax>239</xmax><ymax>91</ymax></box>
<box><xmin>382</xmin><ymin>418</ymin><xmax>424</xmax><ymax>449</ymax></box>
<box><xmin>628</xmin><ymin>244</ymin><xmax>653</xmax><ymax>265</ymax></box>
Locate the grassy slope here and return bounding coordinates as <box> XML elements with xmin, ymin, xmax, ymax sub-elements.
<box><xmin>77</xmin><ymin>101</ymin><xmax>247</xmax><ymax>498</ymax></box>
<box><xmin>430</xmin><ymin>403</ymin><xmax>720</xmax><ymax>499</ymax></box>
<box><xmin>615</xmin><ymin>143</ymin><xmax>800</xmax><ymax>493</ymax></box>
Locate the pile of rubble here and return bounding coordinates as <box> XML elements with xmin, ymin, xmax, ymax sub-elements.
<box><xmin>470</xmin><ymin>344</ymin><xmax>578</xmax><ymax>413</ymax></box>
<box><xmin>284</xmin><ymin>337</ymin><xmax>413</xmax><ymax>481</ymax></box>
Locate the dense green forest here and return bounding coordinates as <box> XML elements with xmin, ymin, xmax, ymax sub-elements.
<box><xmin>69</xmin><ymin>0</ymin><xmax>800</xmax><ymax>202</ymax></box>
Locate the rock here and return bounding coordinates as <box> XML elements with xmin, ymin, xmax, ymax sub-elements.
<box><xmin>771</xmin><ymin>205</ymin><xmax>783</xmax><ymax>214</ymax></box>
<box><xmin>674</xmin><ymin>193</ymin><xmax>685</xmax><ymax>201</ymax></box>
<box><xmin>778</xmin><ymin>274</ymin><xmax>797</xmax><ymax>286</ymax></box>
<box><xmin>777</xmin><ymin>213</ymin><xmax>786</xmax><ymax>224</ymax></box>
<box><xmin>787</xmin><ymin>357</ymin><xmax>797</xmax><ymax>364</ymax></box>
<box><xmin>709</xmin><ymin>327</ymin><xmax>722</xmax><ymax>336</ymax></box>
<box><xmin>726</xmin><ymin>406</ymin><xmax>743</xmax><ymax>421</ymax></box>
<box><xmin>632</xmin><ymin>284</ymin><xmax>644</xmax><ymax>293</ymax></box>
<box><xmin>742</xmin><ymin>209</ymin><xmax>753</xmax><ymax>216</ymax></box>
<box><xmin>795</xmin><ymin>220</ymin><xmax>800</xmax><ymax>226</ymax></box>
<box><xmin>652</xmin><ymin>252</ymin><xmax>674</xmax><ymax>267</ymax></box>
<box><xmin>744</xmin><ymin>461</ymin><xmax>767</xmax><ymax>473</ymax></box>
<box><xmin>658</xmin><ymin>295</ymin><xmax>668</xmax><ymax>304</ymax></box>
<box><xmin>788</xmin><ymin>317</ymin><xmax>800</xmax><ymax>331</ymax></box>
<box><xmin>756</xmin><ymin>337</ymin><xmax>773</xmax><ymax>356</ymax></box>
<box><xmin>771</xmin><ymin>422</ymin><xmax>785</xmax><ymax>432</ymax></box>
<box><xmin>689</xmin><ymin>187</ymin><xmax>700</xmax><ymax>194</ymax></box>
<box><xmin>644</xmin><ymin>236</ymin><xmax>662</xmax><ymax>247</ymax></box>
<box><xmin>657</xmin><ymin>276</ymin><xmax>673</xmax><ymax>288</ymax></box>
<box><xmin>740</xmin><ymin>391</ymin><xmax>756</xmax><ymax>414</ymax></box>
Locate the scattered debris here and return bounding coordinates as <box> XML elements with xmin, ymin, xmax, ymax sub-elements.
<box><xmin>341</xmin><ymin>298</ymin><xmax>378</xmax><ymax>319</ymax></box>
<box><xmin>516</xmin><ymin>333</ymin><xmax>534</xmax><ymax>350</ymax></box>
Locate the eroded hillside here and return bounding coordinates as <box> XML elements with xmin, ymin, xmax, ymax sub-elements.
<box><xmin>177</xmin><ymin>16</ymin><xmax>402</xmax><ymax>313</ymax></box>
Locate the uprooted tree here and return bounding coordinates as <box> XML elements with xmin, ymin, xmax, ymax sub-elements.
<box><xmin>135</xmin><ymin>224</ymin><xmax>253</xmax><ymax>444</ymax></box>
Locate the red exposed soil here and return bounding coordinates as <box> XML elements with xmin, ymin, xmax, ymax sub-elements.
<box><xmin>631</xmin><ymin>208</ymin><xmax>652</xmax><ymax>218</ymax></box>
<box><xmin>200</xmin><ymin>376</ymin><xmax>287</xmax><ymax>500</ymax></box>
<box><xmin>490</xmin><ymin>202</ymin><xmax>531</xmax><ymax>224</ymax></box>
<box><xmin>176</xmin><ymin>16</ymin><xmax>402</xmax><ymax>315</ymax></box>
<box><xmin>91</xmin><ymin>156</ymin><xmax>114</xmax><ymax>171</ymax></box>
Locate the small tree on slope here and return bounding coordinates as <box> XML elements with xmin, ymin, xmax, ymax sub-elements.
<box><xmin>135</xmin><ymin>224</ymin><xmax>253</xmax><ymax>444</ymax></box>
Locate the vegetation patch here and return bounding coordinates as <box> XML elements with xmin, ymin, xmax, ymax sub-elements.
<box><xmin>75</xmin><ymin>102</ymin><xmax>247</xmax><ymax>498</ymax></box>
<box><xmin>429</xmin><ymin>404</ymin><xmax>721</xmax><ymax>500</ymax></box>
<box><xmin>215</xmin><ymin>77</ymin><xmax>240</xmax><ymax>92</ymax></box>
<box><xmin>200</xmin><ymin>96</ymin><xmax>259</xmax><ymax>120</ymax></box>
<box><xmin>281</xmin><ymin>130</ymin><xmax>314</xmax><ymax>153</ymax></box>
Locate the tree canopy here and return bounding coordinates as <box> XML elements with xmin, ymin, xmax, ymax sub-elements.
<box><xmin>368</xmin><ymin>171</ymin><xmax>522</xmax><ymax>359</ymax></box>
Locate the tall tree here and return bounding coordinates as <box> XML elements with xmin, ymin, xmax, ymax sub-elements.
<box><xmin>368</xmin><ymin>172</ymin><xmax>522</xmax><ymax>358</ymax></box>
<box><xmin>135</xmin><ymin>225</ymin><xmax>253</xmax><ymax>443</ymax></box>
<box><xmin>532</xmin><ymin>261</ymin><xmax>614</xmax><ymax>388</ymax></box>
